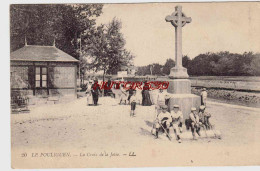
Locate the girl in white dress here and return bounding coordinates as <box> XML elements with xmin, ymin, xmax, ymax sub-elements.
<box><xmin>86</xmin><ymin>81</ymin><xmax>93</xmax><ymax>105</ymax></box>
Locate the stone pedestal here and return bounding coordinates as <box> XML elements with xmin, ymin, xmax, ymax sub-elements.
<box><xmin>166</xmin><ymin>79</ymin><xmax>201</xmax><ymax>119</ymax></box>
<box><xmin>167</xmin><ymin>79</ymin><xmax>191</xmax><ymax>94</ymax></box>
<box><xmin>168</xmin><ymin>93</ymin><xmax>201</xmax><ymax>119</ymax></box>
<box><xmin>169</xmin><ymin>66</ymin><xmax>189</xmax><ymax>79</ymax></box>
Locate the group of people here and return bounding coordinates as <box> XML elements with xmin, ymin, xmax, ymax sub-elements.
<box><xmin>153</xmin><ymin>103</ymin><xmax>212</xmax><ymax>142</ymax></box>
<box><xmin>118</xmin><ymin>87</ymin><xmax>143</xmax><ymax>117</ymax></box>
<box><xmin>120</xmin><ymin>87</ymin><xmax>171</xmax><ymax>117</ymax></box>
<box><xmin>151</xmin><ymin>87</ymin><xmax>211</xmax><ymax>142</ymax></box>
<box><xmin>85</xmin><ymin>79</ymin><xmax>212</xmax><ymax>142</ymax></box>
<box><xmin>153</xmin><ymin>105</ymin><xmax>183</xmax><ymax>142</ymax></box>
<box><xmin>153</xmin><ymin>104</ymin><xmax>212</xmax><ymax>142</ymax></box>
<box><xmin>85</xmin><ymin>79</ymin><xmax>102</xmax><ymax>106</ymax></box>
<box><xmin>185</xmin><ymin>105</ymin><xmax>212</xmax><ymax>138</ymax></box>
<box><xmin>118</xmin><ymin>81</ymin><xmax>154</xmax><ymax>106</ymax></box>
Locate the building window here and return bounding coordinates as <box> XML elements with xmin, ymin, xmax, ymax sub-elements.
<box><xmin>35</xmin><ymin>67</ymin><xmax>47</xmax><ymax>88</ymax></box>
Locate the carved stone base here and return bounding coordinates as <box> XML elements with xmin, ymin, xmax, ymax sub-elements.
<box><xmin>167</xmin><ymin>79</ymin><xmax>191</xmax><ymax>94</ymax></box>
<box><xmin>167</xmin><ymin>94</ymin><xmax>201</xmax><ymax>119</ymax></box>
<box><xmin>169</xmin><ymin>66</ymin><xmax>189</xmax><ymax>79</ymax></box>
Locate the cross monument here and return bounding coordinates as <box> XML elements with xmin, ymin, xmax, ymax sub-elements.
<box><xmin>163</xmin><ymin>5</ymin><xmax>201</xmax><ymax>119</ymax></box>
<box><xmin>165</xmin><ymin>5</ymin><xmax>192</xmax><ymax>79</ymax></box>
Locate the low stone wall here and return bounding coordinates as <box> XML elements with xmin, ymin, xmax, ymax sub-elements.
<box><xmin>190</xmin><ymin>77</ymin><xmax>260</xmax><ymax>92</ymax></box>
<box><xmin>191</xmin><ymin>87</ymin><xmax>260</xmax><ymax>106</ymax></box>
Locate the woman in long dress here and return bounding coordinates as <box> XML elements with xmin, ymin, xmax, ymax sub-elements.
<box><xmin>86</xmin><ymin>81</ymin><xmax>93</xmax><ymax>105</ymax></box>
<box><xmin>141</xmin><ymin>81</ymin><xmax>152</xmax><ymax>106</ymax></box>
<box><xmin>119</xmin><ymin>85</ymin><xmax>128</xmax><ymax>105</ymax></box>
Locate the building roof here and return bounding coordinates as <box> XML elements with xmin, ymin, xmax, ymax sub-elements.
<box><xmin>10</xmin><ymin>45</ymin><xmax>78</xmax><ymax>62</ymax></box>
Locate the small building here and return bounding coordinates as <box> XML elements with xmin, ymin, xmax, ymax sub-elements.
<box><xmin>120</xmin><ymin>65</ymin><xmax>136</xmax><ymax>76</ymax></box>
<box><xmin>10</xmin><ymin>44</ymin><xmax>78</xmax><ymax>104</ymax></box>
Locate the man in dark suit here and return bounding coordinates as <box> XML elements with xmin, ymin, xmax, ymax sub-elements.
<box><xmin>91</xmin><ymin>79</ymin><xmax>102</xmax><ymax>106</ymax></box>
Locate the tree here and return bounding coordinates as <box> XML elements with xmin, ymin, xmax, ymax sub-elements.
<box><xmin>138</xmin><ymin>52</ymin><xmax>259</xmax><ymax>77</ymax></box>
<box><xmin>249</xmin><ymin>53</ymin><xmax>260</xmax><ymax>76</ymax></box>
<box><xmin>136</xmin><ymin>66</ymin><xmax>150</xmax><ymax>76</ymax></box>
<box><xmin>188</xmin><ymin>52</ymin><xmax>219</xmax><ymax>76</ymax></box>
<box><xmin>186</xmin><ymin>51</ymin><xmax>260</xmax><ymax>76</ymax></box>
<box><xmin>10</xmin><ymin>4</ymin><xmax>103</xmax><ymax>84</ymax></box>
<box><xmin>182</xmin><ymin>55</ymin><xmax>191</xmax><ymax>68</ymax></box>
<box><xmin>162</xmin><ymin>58</ymin><xmax>175</xmax><ymax>75</ymax></box>
<box><xmin>10</xmin><ymin>4</ymin><xmax>103</xmax><ymax>54</ymax></box>
<box><xmin>85</xmin><ymin>18</ymin><xmax>134</xmax><ymax>81</ymax></box>
<box><xmin>150</xmin><ymin>63</ymin><xmax>163</xmax><ymax>75</ymax></box>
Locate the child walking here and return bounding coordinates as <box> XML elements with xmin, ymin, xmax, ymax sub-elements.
<box><xmin>130</xmin><ymin>90</ymin><xmax>137</xmax><ymax>117</ymax></box>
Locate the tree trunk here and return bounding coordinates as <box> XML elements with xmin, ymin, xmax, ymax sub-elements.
<box><xmin>82</xmin><ymin>71</ymin><xmax>85</xmax><ymax>85</ymax></box>
<box><xmin>80</xmin><ymin>67</ymin><xmax>83</xmax><ymax>86</ymax></box>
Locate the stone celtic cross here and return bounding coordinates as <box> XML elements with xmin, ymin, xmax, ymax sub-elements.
<box><xmin>165</xmin><ymin>6</ymin><xmax>192</xmax><ymax>78</ymax></box>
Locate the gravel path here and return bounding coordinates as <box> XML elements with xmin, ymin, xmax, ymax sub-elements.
<box><xmin>11</xmin><ymin>96</ymin><xmax>260</xmax><ymax>168</ymax></box>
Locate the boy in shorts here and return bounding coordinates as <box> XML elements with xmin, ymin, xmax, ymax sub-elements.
<box><xmin>154</xmin><ymin>105</ymin><xmax>172</xmax><ymax>140</ymax></box>
<box><xmin>171</xmin><ymin>105</ymin><xmax>183</xmax><ymax>143</ymax></box>
<box><xmin>130</xmin><ymin>90</ymin><xmax>137</xmax><ymax>117</ymax></box>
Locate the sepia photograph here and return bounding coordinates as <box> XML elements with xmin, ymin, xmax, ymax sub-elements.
<box><xmin>8</xmin><ymin>1</ymin><xmax>260</xmax><ymax>169</ymax></box>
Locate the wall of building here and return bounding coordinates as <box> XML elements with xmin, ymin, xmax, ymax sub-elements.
<box><xmin>11</xmin><ymin>61</ymin><xmax>77</xmax><ymax>105</ymax></box>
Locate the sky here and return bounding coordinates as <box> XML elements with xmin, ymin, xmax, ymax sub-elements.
<box><xmin>96</xmin><ymin>2</ymin><xmax>260</xmax><ymax>66</ymax></box>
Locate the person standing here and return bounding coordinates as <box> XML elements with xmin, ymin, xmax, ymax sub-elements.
<box><xmin>104</xmin><ymin>78</ymin><xmax>112</xmax><ymax>96</ymax></box>
<box><xmin>126</xmin><ymin>88</ymin><xmax>134</xmax><ymax>105</ymax></box>
<box><xmin>129</xmin><ymin>90</ymin><xmax>137</xmax><ymax>117</ymax></box>
<box><xmin>156</xmin><ymin>88</ymin><xmax>171</xmax><ymax>114</ymax></box>
<box><xmin>141</xmin><ymin>81</ymin><xmax>152</xmax><ymax>106</ymax></box>
<box><xmin>119</xmin><ymin>84</ymin><xmax>127</xmax><ymax>105</ymax></box>
<box><xmin>170</xmin><ymin>105</ymin><xmax>183</xmax><ymax>143</ymax></box>
<box><xmin>91</xmin><ymin>79</ymin><xmax>101</xmax><ymax>106</ymax></box>
<box><xmin>201</xmin><ymin>88</ymin><xmax>208</xmax><ymax>106</ymax></box>
<box><xmin>86</xmin><ymin>80</ymin><xmax>93</xmax><ymax>105</ymax></box>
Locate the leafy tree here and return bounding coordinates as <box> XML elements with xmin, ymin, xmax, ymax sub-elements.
<box><xmin>183</xmin><ymin>55</ymin><xmax>191</xmax><ymax>74</ymax></box>
<box><xmin>151</xmin><ymin>63</ymin><xmax>163</xmax><ymax>75</ymax></box>
<box><xmin>136</xmin><ymin>66</ymin><xmax>150</xmax><ymax>76</ymax></box>
<box><xmin>249</xmin><ymin>53</ymin><xmax>260</xmax><ymax>76</ymax></box>
<box><xmin>85</xmin><ymin>18</ymin><xmax>134</xmax><ymax>81</ymax></box>
<box><xmin>188</xmin><ymin>52</ymin><xmax>219</xmax><ymax>76</ymax></box>
<box><xmin>162</xmin><ymin>58</ymin><xmax>175</xmax><ymax>75</ymax></box>
<box><xmin>10</xmin><ymin>4</ymin><xmax>103</xmax><ymax>85</ymax></box>
<box><xmin>187</xmin><ymin>51</ymin><xmax>259</xmax><ymax>76</ymax></box>
<box><xmin>137</xmin><ymin>52</ymin><xmax>260</xmax><ymax>77</ymax></box>
<box><xmin>10</xmin><ymin>4</ymin><xmax>103</xmax><ymax>54</ymax></box>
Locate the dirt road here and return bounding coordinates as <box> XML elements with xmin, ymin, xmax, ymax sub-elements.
<box><xmin>11</xmin><ymin>97</ymin><xmax>260</xmax><ymax>168</ymax></box>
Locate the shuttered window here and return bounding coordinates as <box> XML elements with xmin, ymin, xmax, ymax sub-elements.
<box><xmin>35</xmin><ymin>67</ymin><xmax>47</xmax><ymax>88</ymax></box>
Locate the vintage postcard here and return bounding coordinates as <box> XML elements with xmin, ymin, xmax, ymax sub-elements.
<box><xmin>10</xmin><ymin>2</ymin><xmax>260</xmax><ymax>169</ymax></box>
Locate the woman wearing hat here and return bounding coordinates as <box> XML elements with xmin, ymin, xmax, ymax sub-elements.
<box><xmin>119</xmin><ymin>84</ymin><xmax>128</xmax><ymax>105</ymax></box>
<box><xmin>86</xmin><ymin>80</ymin><xmax>93</xmax><ymax>105</ymax></box>
<box><xmin>141</xmin><ymin>81</ymin><xmax>152</xmax><ymax>106</ymax></box>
